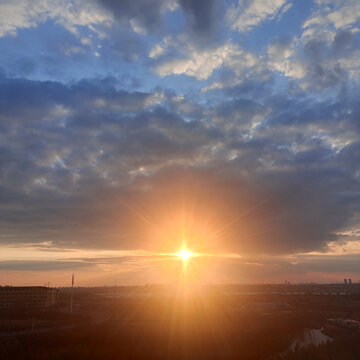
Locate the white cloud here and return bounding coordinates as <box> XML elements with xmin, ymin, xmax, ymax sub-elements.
<box><xmin>267</xmin><ymin>38</ymin><xmax>306</xmax><ymax>79</ymax></box>
<box><xmin>303</xmin><ymin>0</ymin><xmax>360</xmax><ymax>31</ymax></box>
<box><xmin>0</xmin><ymin>0</ymin><xmax>47</xmax><ymax>37</ymax></box>
<box><xmin>0</xmin><ymin>0</ymin><xmax>112</xmax><ymax>38</ymax></box>
<box><xmin>129</xmin><ymin>18</ymin><xmax>146</xmax><ymax>35</ymax></box>
<box><xmin>266</xmin><ymin>0</ymin><xmax>360</xmax><ymax>87</ymax></box>
<box><xmin>163</xmin><ymin>0</ymin><xmax>178</xmax><ymax>12</ymax></box>
<box><xmin>227</xmin><ymin>0</ymin><xmax>292</xmax><ymax>33</ymax></box>
<box><xmin>201</xmin><ymin>81</ymin><xmax>226</xmax><ymax>92</ymax></box>
<box><xmin>153</xmin><ymin>42</ymin><xmax>258</xmax><ymax>80</ymax></box>
<box><xmin>149</xmin><ymin>44</ymin><xmax>166</xmax><ymax>58</ymax></box>
<box><xmin>63</xmin><ymin>45</ymin><xmax>85</xmax><ymax>55</ymax></box>
<box><xmin>149</xmin><ymin>37</ymin><xmax>172</xmax><ymax>59</ymax></box>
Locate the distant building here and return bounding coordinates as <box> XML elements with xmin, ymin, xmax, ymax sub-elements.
<box><xmin>326</xmin><ymin>318</ymin><xmax>360</xmax><ymax>331</ymax></box>
<box><xmin>348</xmin><ymin>278</ymin><xmax>352</xmax><ymax>285</ymax></box>
<box><xmin>240</xmin><ymin>302</ymin><xmax>292</xmax><ymax>313</ymax></box>
<box><xmin>344</xmin><ymin>279</ymin><xmax>348</xmax><ymax>285</ymax></box>
<box><xmin>0</xmin><ymin>286</ymin><xmax>58</xmax><ymax>309</ymax></box>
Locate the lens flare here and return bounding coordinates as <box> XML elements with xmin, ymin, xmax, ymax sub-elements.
<box><xmin>177</xmin><ymin>249</ymin><xmax>193</xmax><ymax>262</ymax></box>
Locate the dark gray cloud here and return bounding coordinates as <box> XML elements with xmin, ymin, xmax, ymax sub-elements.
<box><xmin>97</xmin><ymin>0</ymin><xmax>168</xmax><ymax>33</ymax></box>
<box><xmin>178</xmin><ymin>0</ymin><xmax>219</xmax><ymax>35</ymax></box>
<box><xmin>208</xmin><ymin>254</ymin><xmax>360</xmax><ymax>282</ymax></box>
<box><xmin>291</xmin><ymin>254</ymin><xmax>360</xmax><ymax>274</ymax></box>
<box><xmin>0</xmin><ymin>63</ymin><xmax>360</xmax><ymax>256</ymax></box>
<box><xmin>0</xmin><ymin>260</ymin><xmax>92</xmax><ymax>271</ymax></box>
<box><xmin>97</xmin><ymin>0</ymin><xmax>222</xmax><ymax>39</ymax></box>
<box><xmin>0</xmin><ymin>255</ymin><xmax>158</xmax><ymax>271</ymax></box>
<box><xmin>125</xmin><ymin>162</ymin><xmax>359</xmax><ymax>254</ymax></box>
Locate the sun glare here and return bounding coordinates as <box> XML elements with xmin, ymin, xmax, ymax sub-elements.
<box><xmin>177</xmin><ymin>249</ymin><xmax>193</xmax><ymax>262</ymax></box>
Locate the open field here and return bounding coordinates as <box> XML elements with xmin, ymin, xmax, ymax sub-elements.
<box><xmin>1</xmin><ymin>285</ymin><xmax>360</xmax><ymax>359</ymax></box>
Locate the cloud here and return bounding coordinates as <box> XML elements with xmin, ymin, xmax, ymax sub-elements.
<box><xmin>178</xmin><ymin>0</ymin><xmax>220</xmax><ymax>36</ymax></box>
<box><xmin>304</xmin><ymin>0</ymin><xmax>360</xmax><ymax>31</ymax></box>
<box><xmin>149</xmin><ymin>37</ymin><xmax>172</xmax><ymax>59</ymax></box>
<box><xmin>153</xmin><ymin>41</ymin><xmax>258</xmax><ymax>80</ymax></box>
<box><xmin>1</xmin><ymin>72</ymin><xmax>360</xmax><ymax>257</ymax></box>
<box><xmin>0</xmin><ymin>0</ymin><xmax>112</xmax><ymax>38</ymax></box>
<box><xmin>0</xmin><ymin>260</ymin><xmax>92</xmax><ymax>271</ymax></box>
<box><xmin>0</xmin><ymin>75</ymin><xmax>221</xmax><ymax>246</ymax></box>
<box><xmin>227</xmin><ymin>0</ymin><xmax>292</xmax><ymax>33</ymax></box>
<box><xmin>96</xmin><ymin>0</ymin><xmax>171</xmax><ymax>34</ymax></box>
<box><xmin>266</xmin><ymin>1</ymin><xmax>360</xmax><ymax>91</ymax></box>
<box><xmin>267</xmin><ymin>37</ymin><xmax>306</xmax><ymax>80</ymax></box>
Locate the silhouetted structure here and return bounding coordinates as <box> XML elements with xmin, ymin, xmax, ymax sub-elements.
<box><xmin>0</xmin><ymin>286</ymin><xmax>58</xmax><ymax>309</ymax></box>
<box><xmin>70</xmin><ymin>273</ymin><xmax>74</xmax><ymax>313</ymax></box>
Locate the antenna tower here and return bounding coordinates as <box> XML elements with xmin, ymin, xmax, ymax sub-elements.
<box><xmin>70</xmin><ymin>273</ymin><xmax>74</xmax><ymax>313</ymax></box>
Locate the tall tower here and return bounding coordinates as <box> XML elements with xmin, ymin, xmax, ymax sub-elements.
<box><xmin>344</xmin><ymin>279</ymin><xmax>348</xmax><ymax>285</ymax></box>
<box><xmin>70</xmin><ymin>273</ymin><xmax>74</xmax><ymax>313</ymax></box>
<box><xmin>348</xmin><ymin>278</ymin><xmax>352</xmax><ymax>285</ymax></box>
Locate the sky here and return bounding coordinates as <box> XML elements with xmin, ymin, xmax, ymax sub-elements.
<box><xmin>1</xmin><ymin>0</ymin><xmax>360</xmax><ymax>286</ymax></box>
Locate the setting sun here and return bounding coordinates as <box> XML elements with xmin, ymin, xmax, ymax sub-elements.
<box><xmin>177</xmin><ymin>249</ymin><xmax>193</xmax><ymax>262</ymax></box>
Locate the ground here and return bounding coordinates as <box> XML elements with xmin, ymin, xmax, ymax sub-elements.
<box><xmin>1</xmin><ymin>285</ymin><xmax>360</xmax><ymax>359</ymax></box>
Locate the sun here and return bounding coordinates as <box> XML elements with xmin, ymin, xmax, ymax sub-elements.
<box><xmin>177</xmin><ymin>249</ymin><xmax>193</xmax><ymax>262</ymax></box>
